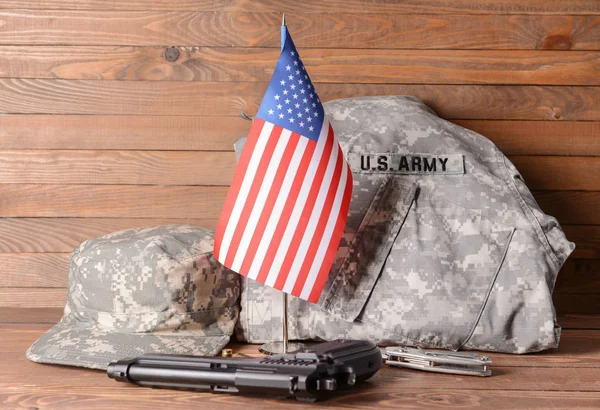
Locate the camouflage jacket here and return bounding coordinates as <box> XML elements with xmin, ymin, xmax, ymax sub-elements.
<box><xmin>235</xmin><ymin>96</ymin><xmax>575</xmax><ymax>354</ymax></box>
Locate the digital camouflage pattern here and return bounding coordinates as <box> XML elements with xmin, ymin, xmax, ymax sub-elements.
<box><xmin>27</xmin><ymin>96</ymin><xmax>576</xmax><ymax>364</ymax></box>
<box><xmin>236</xmin><ymin>95</ymin><xmax>575</xmax><ymax>354</ymax></box>
<box><xmin>27</xmin><ymin>225</ymin><xmax>240</xmax><ymax>369</ymax></box>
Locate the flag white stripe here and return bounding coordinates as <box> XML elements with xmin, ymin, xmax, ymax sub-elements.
<box><xmin>247</xmin><ymin>137</ymin><xmax>308</xmax><ymax>280</ymax></box>
<box><xmin>265</xmin><ymin>121</ymin><xmax>330</xmax><ymax>287</ymax></box>
<box><xmin>218</xmin><ymin>121</ymin><xmax>274</xmax><ymax>262</ymax></box>
<box><xmin>300</xmin><ymin>163</ymin><xmax>349</xmax><ymax>299</ymax></box>
<box><xmin>230</xmin><ymin>129</ymin><xmax>292</xmax><ymax>272</ymax></box>
<box><xmin>282</xmin><ymin>137</ymin><xmax>339</xmax><ymax>293</ymax></box>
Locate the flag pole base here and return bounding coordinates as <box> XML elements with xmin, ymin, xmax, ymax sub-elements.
<box><xmin>258</xmin><ymin>341</ymin><xmax>307</xmax><ymax>355</ymax></box>
<box><xmin>258</xmin><ymin>292</ymin><xmax>307</xmax><ymax>355</ymax></box>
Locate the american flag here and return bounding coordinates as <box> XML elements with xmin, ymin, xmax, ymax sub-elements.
<box><xmin>214</xmin><ymin>23</ymin><xmax>353</xmax><ymax>303</ymax></box>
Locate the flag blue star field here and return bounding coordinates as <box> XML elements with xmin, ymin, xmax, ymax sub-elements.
<box><xmin>214</xmin><ymin>24</ymin><xmax>353</xmax><ymax>303</ymax></box>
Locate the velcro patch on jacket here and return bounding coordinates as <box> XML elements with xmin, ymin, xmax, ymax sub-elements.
<box><xmin>348</xmin><ymin>153</ymin><xmax>465</xmax><ymax>175</ymax></box>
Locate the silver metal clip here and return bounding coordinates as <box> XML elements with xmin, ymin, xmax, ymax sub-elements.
<box><xmin>383</xmin><ymin>346</ymin><xmax>492</xmax><ymax>377</ymax></box>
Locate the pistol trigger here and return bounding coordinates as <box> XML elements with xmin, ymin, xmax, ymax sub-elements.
<box><xmin>316</xmin><ymin>377</ymin><xmax>337</xmax><ymax>391</ymax></box>
<box><xmin>288</xmin><ymin>376</ymin><xmax>299</xmax><ymax>394</ymax></box>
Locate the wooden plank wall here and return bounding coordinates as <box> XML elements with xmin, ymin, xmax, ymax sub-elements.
<box><xmin>0</xmin><ymin>0</ymin><xmax>599</xmax><ymax>315</ymax></box>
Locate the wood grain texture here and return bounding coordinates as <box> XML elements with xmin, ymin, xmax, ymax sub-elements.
<box><xmin>0</xmin><ymin>308</ymin><xmax>64</xmax><ymax>323</ymax></box>
<box><xmin>1</xmin><ymin>386</ymin><xmax>599</xmax><ymax>410</ymax></box>
<box><xmin>231</xmin><ymin>332</ymin><xmax>600</xmax><ymax>368</ymax></box>
<box><xmin>562</xmin><ymin>227</ymin><xmax>600</xmax><ymax>260</ymax></box>
<box><xmin>1</xmin><ymin>12</ymin><xmax>600</xmax><ymax>49</ymax></box>
<box><xmin>554</xmin><ymin>294</ymin><xmax>600</xmax><ymax>314</ymax></box>
<box><xmin>4</xmin><ymin>46</ymin><xmax>600</xmax><ymax>86</ymax></box>
<box><xmin>2</xmin><ymin>116</ymin><xmax>599</xmax><ymax>156</ymax></box>
<box><xmin>2</xmin><ymin>309</ymin><xmax>597</xmax><ymax>330</ymax></box>
<box><xmin>0</xmin><ymin>218</ymin><xmax>218</xmax><ymax>253</ymax></box>
<box><xmin>1</xmin><ymin>0</ymin><xmax>599</xmax><ymax>14</ymax></box>
<box><xmin>0</xmin><ymin>218</ymin><xmax>593</xmax><ymax>256</ymax></box>
<box><xmin>0</xmin><ymin>115</ymin><xmax>249</xmax><ymax>151</ymax></box>
<box><xmin>1</xmin><ymin>253</ymin><xmax>596</xmax><ymax>293</ymax></box>
<box><xmin>533</xmin><ymin>191</ymin><xmax>600</xmax><ymax>225</ymax></box>
<box><xmin>0</xmin><ymin>289</ymin><xmax>66</xmax><ymax>307</ymax></box>
<box><xmin>3</xmin><ymin>324</ymin><xmax>600</xmax><ymax>368</ymax></box>
<box><xmin>0</xmin><ymin>253</ymin><xmax>67</xmax><ymax>287</ymax></box>
<box><xmin>1</xmin><ymin>328</ymin><xmax>599</xmax><ymax>391</ymax></box>
<box><xmin>509</xmin><ymin>156</ymin><xmax>600</xmax><ymax>191</ymax></box>
<box><xmin>1</xmin><ymin>324</ymin><xmax>599</xmax><ymax>409</ymax></box>
<box><xmin>454</xmin><ymin>120</ymin><xmax>600</xmax><ymax>156</ymax></box>
<box><xmin>0</xmin><ymin>185</ymin><xmax>228</xmax><ymax>218</ymax></box>
<box><xmin>556</xmin><ymin>260</ymin><xmax>600</xmax><ymax>293</ymax></box>
<box><xmin>1</xmin><ymin>185</ymin><xmax>598</xmax><ymax>224</ymax></box>
<box><xmin>558</xmin><ymin>314</ymin><xmax>600</xmax><ymax>329</ymax></box>
<box><xmin>1</xmin><ymin>80</ymin><xmax>599</xmax><ymax>120</ymax></box>
<box><xmin>0</xmin><ymin>151</ymin><xmax>597</xmax><ymax>190</ymax></box>
<box><xmin>0</xmin><ymin>0</ymin><xmax>598</xmax><ymax>402</ymax></box>
<box><xmin>0</xmin><ymin>150</ymin><xmax>236</xmax><ymax>186</ymax></box>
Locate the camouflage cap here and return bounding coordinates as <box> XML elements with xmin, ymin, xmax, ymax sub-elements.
<box><xmin>26</xmin><ymin>225</ymin><xmax>240</xmax><ymax>370</ymax></box>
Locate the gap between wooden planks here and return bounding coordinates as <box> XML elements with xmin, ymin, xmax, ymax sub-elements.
<box><xmin>0</xmin><ymin>324</ymin><xmax>597</xmax><ymax>368</ymax></box>
<box><xmin>0</xmin><ymin>0</ymin><xmax>599</xmax><ymax>14</ymax></box>
<box><xmin>0</xmin><ymin>151</ymin><xmax>598</xmax><ymax>190</ymax></box>
<box><xmin>0</xmin><ymin>219</ymin><xmax>595</xmax><ymax>257</ymax></box>
<box><xmin>0</xmin><ymin>185</ymin><xmax>597</xmax><ymax>224</ymax></box>
<box><xmin>1</xmin><ymin>308</ymin><xmax>598</xmax><ymax>331</ymax></box>
<box><xmin>2</xmin><ymin>47</ymin><xmax>600</xmax><ymax>85</ymax></box>
<box><xmin>1</xmin><ymin>80</ymin><xmax>599</xmax><ymax>120</ymax></box>
<box><xmin>1</xmin><ymin>116</ymin><xmax>599</xmax><ymax>156</ymax></box>
<box><xmin>0</xmin><ymin>228</ymin><xmax>594</xmax><ymax>262</ymax></box>
<box><xmin>0</xmin><ymin>13</ymin><xmax>599</xmax><ymax>49</ymax></box>
<box><xmin>0</xmin><ymin>324</ymin><xmax>599</xmax><ymax>408</ymax></box>
<box><xmin>0</xmin><ymin>388</ymin><xmax>598</xmax><ymax>410</ymax></box>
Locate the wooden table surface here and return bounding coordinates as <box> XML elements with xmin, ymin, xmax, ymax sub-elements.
<box><xmin>0</xmin><ymin>310</ymin><xmax>599</xmax><ymax>409</ymax></box>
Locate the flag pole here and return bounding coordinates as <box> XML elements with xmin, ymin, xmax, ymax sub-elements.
<box><xmin>260</xmin><ymin>290</ymin><xmax>304</xmax><ymax>355</ymax></box>
<box><xmin>281</xmin><ymin>11</ymin><xmax>289</xmax><ymax>356</ymax></box>
<box><xmin>282</xmin><ymin>292</ymin><xmax>289</xmax><ymax>353</ymax></box>
<box><xmin>258</xmin><ymin>14</ymin><xmax>305</xmax><ymax>356</ymax></box>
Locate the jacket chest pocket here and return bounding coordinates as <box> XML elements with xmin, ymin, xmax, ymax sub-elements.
<box><xmin>321</xmin><ymin>179</ymin><xmax>514</xmax><ymax>350</ymax></box>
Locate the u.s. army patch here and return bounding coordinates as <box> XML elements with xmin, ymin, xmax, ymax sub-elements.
<box><xmin>348</xmin><ymin>152</ymin><xmax>465</xmax><ymax>175</ymax></box>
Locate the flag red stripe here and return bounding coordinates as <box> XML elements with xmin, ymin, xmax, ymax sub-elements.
<box><xmin>224</xmin><ymin>124</ymin><xmax>283</xmax><ymax>268</ymax></box>
<box><xmin>291</xmin><ymin>144</ymin><xmax>343</xmax><ymax>296</ymax></box>
<box><xmin>254</xmin><ymin>139</ymin><xmax>317</xmax><ymax>284</ymax></box>
<box><xmin>238</xmin><ymin>132</ymin><xmax>301</xmax><ymax>275</ymax></box>
<box><xmin>308</xmin><ymin>164</ymin><xmax>353</xmax><ymax>302</ymax></box>
<box><xmin>213</xmin><ymin>118</ymin><xmax>264</xmax><ymax>260</ymax></box>
<box><xmin>273</xmin><ymin>126</ymin><xmax>335</xmax><ymax>291</ymax></box>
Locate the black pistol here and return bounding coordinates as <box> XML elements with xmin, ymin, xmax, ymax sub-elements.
<box><xmin>107</xmin><ymin>339</ymin><xmax>381</xmax><ymax>401</ymax></box>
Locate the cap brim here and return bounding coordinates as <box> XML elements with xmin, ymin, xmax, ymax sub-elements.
<box><xmin>26</xmin><ymin>321</ymin><xmax>231</xmax><ymax>370</ymax></box>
